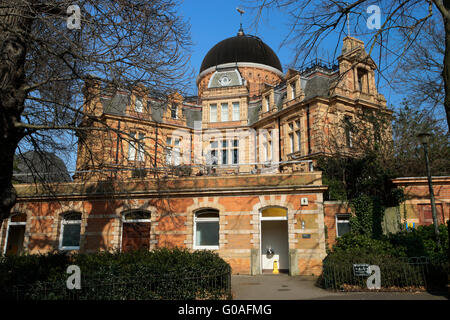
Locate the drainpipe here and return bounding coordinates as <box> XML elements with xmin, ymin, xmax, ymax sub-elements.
<box><xmin>278</xmin><ymin>116</ymin><xmax>282</xmax><ymax>163</ymax></box>
<box><xmin>307</xmin><ymin>105</ymin><xmax>311</xmax><ymax>154</ymax></box>
<box><xmin>115</xmin><ymin>120</ymin><xmax>121</xmax><ymax>164</ymax></box>
<box><xmin>114</xmin><ymin>119</ymin><xmax>121</xmax><ymax>179</ymax></box>
<box><xmin>154</xmin><ymin>122</ymin><xmax>158</xmax><ymax>178</ymax></box>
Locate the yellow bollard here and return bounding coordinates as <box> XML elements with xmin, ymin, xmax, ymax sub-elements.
<box><xmin>273</xmin><ymin>259</ymin><xmax>279</xmax><ymax>274</ymax></box>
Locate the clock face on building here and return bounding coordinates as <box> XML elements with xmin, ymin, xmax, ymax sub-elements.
<box><xmin>218</xmin><ymin>75</ymin><xmax>232</xmax><ymax>86</ymax></box>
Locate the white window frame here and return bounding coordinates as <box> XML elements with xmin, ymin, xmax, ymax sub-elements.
<box><xmin>122</xmin><ymin>211</ymin><xmax>152</xmax><ymax>224</ymax></box>
<box><xmin>173</xmin><ymin>138</ymin><xmax>181</xmax><ymax>166</ymax></box>
<box><xmin>209</xmin><ymin>140</ymin><xmax>218</xmax><ymax>165</ymax></box>
<box><xmin>137</xmin><ymin>132</ymin><xmax>145</xmax><ymax>162</ymax></box>
<box><xmin>221</xmin><ymin>140</ymin><xmax>228</xmax><ymax>165</ymax></box>
<box><xmin>2</xmin><ymin>213</ymin><xmax>27</xmax><ymax>255</ymax></box>
<box><xmin>221</xmin><ymin>103</ymin><xmax>228</xmax><ymax>122</ymax></box>
<box><xmin>232</xmin><ymin>102</ymin><xmax>240</xmax><ymax>121</ymax></box>
<box><xmin>289</xmin><ymin>133</ymin><xmax>294</xmax><ymax>153</ymax></box>
<box><xmin>193</xmin><ymin>211</ymin><xmax>219</xmax><ymax>250</ymax></box>
<box><xmin>231</xmin><ymin>139</ymin><xmax>239</xmax><ymax>165</ymax></box>
<box><xmin>210</xmin><ymin>104</ymin><xmax>217</xmax><ymax>122</ymax></box>
<box><xmin>336</xmin><ymin>214</ymin><xmax>351</xmax><ymax>237</ymax></box>
<box><xmin>128</xmin><ymin>132</ymin><xmax>136</xmax><ymax>161</ymax></box>
<box><xmin>135</xmin><ymin>96</ymin><xmax>143</xmax><ymax>112</ymax></box>
<box><xmin>171</xmin><ymin>105</ymin><xmax>178</xmax><ymax>119</ymax></box>
<box><xmin>165</xmin><ymin>137</ymin><xmax>172</xmax><ymax>165</ymax></box>
<box><xmin>59</xmin><ymin>212</ymin><xmax>82</xmax><ymax>251</ymax></box>
<box><xmin>265</xmin><ymin>95</ymin><xmax>270</xmax><ymax>112</ymax></box>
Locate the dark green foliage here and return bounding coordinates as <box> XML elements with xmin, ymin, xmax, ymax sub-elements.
<box><xmin>349</xmin><ymin>195</ymin><xmax>385</xmax><ymax>239</ymax></box>
<box><xmin>318</xmin><ymin>251</ymin><xmax>432</xmax><ymax>290</ymax></box>
<box><xmin>316</xmin><ymin>151</ymin><xmax>403</xmax><ymax>207</ymax></box>
<box><xmin>320</xmin><ymin>226</ymin><xmax>449</xmax><ymax>291</ymax></box>
<box><xmin>332</xmin><ymin>233</ymin><xmax>400</xmax><ymax>256</ymax></box>
<box><xmin>388</xmin><ymin>224</ymin><xmax>449</xmax><ymax>261</ymax></box>
<box><xmin>0</xmin><ymin>248</ymin><xmax>231</xmax><ymax>300</ymax></box>
<box><xmin>317</xmin><ymin>152</ymin><xmax>404</xmax><ymax>239</ymax></box>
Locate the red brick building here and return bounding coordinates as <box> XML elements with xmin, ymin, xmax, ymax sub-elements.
<box><xmin>391</xmin><ymin>177</ymin><xmax>450</xmax><ymax>229</ymax></box>
<box><xmin>1</xmin><ymin>29</ymin><xmax>392</xmax><ymax>275</ymax></box>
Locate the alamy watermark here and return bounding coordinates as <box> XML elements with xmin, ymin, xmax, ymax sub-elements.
<box><xmin>366</xmin><ymin>5</ymin><xmax>381</xmax><ymax>30</ymax></box>
<box><xmin>67</xmin><ymin>5</ymin><xmax>81</xmax><ymax>30</ymax></box>
<box><xmin>66</xmin><ymin>265</ymin><xmax>81</xmax><ymax>289</ymax></box>
<box><xmin>366</xmin><ymin>265</ymin><xmax>381</xmax><ymax>289</ymax></box>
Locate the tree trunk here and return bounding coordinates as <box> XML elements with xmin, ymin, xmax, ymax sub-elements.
<box><xmin>0</xmin><ymin>4</ymin><xmax>32</xmax><ymax>220</ymax></box>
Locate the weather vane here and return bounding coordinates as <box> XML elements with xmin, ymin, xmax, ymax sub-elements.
<box><xmin>237</xmin><ymin>7</ymin><xmax>245</xmax><ymax>35</ymax></box>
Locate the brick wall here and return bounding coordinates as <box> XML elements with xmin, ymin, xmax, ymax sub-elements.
<box><xmin>2</xmin><ymin>175</ymin><xmax>327</xmax><ymax>275</ymax></box>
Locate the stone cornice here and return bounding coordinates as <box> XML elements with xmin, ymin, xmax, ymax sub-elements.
<box><xmin>15</xmin><ymin>173</ymin><xmax>325</xmax><ymax>201</ymax></box>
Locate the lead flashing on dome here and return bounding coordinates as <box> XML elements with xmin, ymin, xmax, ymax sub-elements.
<box><xmin>197</xmin><ymin>62</ymin><xmax>285</xmax><ymax>85</ymax></box>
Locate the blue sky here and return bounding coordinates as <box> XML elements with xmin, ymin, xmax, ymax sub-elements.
<box><xmin>178</xmin><ymin>0</ymin><xmax>401</xmax><ymax>108</ymax></box>
<box><xmin>179</xmin><ymin>0</ymin><xmax>299</xmax><ymax>93</ymax></box>
<box><xmin>55</xmin><ymin>1</ymin><xmax>439</xmax><ymax>172</ymax></box>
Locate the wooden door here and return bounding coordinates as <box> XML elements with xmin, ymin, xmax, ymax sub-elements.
<box><xmin>419</xmin><ymin>204</ymin><xmax>444</xmax><ymax>225</ymax></box>
<box><xmin>6</xmin><ymin>225</ymin><xmax>25</xmax><ymax>255</ymax></box>
<box><xmin>121</xmin><ymin>222</ymin><xmax>151</xmax><ymax>252</ymax></box>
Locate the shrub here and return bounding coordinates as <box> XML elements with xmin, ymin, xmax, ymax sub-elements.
<box><xmin>0</xmin><ymin>248</ymin><xmax>231</xmax><ymax>300</ymax></box>
<box><xmin>388</xmin><ymin>224</ymin><xmax>449</xmax><ymax>261</ymax></box>
<box><xmin>320</xmin><ymin>226</ymin><xmax>449</xmax><ymax>291</ymax></box>
<box><xmin>332</xmin><ymin>233</ymin><xmax>403</xmax><ymax>257</ymax></box>
<box><xmin>318</xmin><ymin>250</ymin><xmax>430</xmax><ymax>290</ymax></box>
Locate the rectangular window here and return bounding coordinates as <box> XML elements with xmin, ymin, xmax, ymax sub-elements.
<box><xmin>135</xmin><ymin>97</ymin><xmax>143</xmax><ymax>112</ymax></box>
<box><xmin>165</xmin><ymin>137</ymin><xmax>172</xmax><ymax>165</ymax></box>
<box><xmin>196</xmin><ymin>222</ymin><xmax>219</xmax><ymax>246</ymax></box>
<box><xmin>210</xmin><ymin>141</ymin><xmax>218</xmax><ymax>165</ymax></box>
<box><xmin>61</xmin><ymin>224</ymin><xmax>81</xmax><ymax>248</ymax></box>
<box><xmin>210</xmin><ymin>104</ymin><xmax>217</xmax><ymax>122</ymax></box>
<box><xmin>232</xmin><ymin>139</ymin><xmax>239</xmax><ymax>164</ymax></box>
<box><xmin>173</xmin><ymin>138</ymin><xmax>180</xmax><ymax>166</ymax></box>
<box><xmin>221</xmin><ymin>103</ymin><xmax>228</xmax><ymax>121</ymax></box>
<box><xmin>344</xmin><ymin>117</ymin><xmax>353</xmax><ymax>148</ymax></box>
<box><xmin>59</xmin><ymin>212</ymin><xmax>82</xmax><ymax>250</ymax></box>
<box><xmin>232</xmin><ymin>102</ymin><xmax>240</xmax><ymax>121</ymax></box>
<box><xmin>221</xmin><ymin>140</ymin><xmax>228</xmax><ymax>164</ymax></box>
<box><xmin>171</xmin><ymin>105</ymin><xmax>178</xmax><ymax>119</ymax></box>
<box><xmin>265</xmin><ymin>96</ymin><xmax>270</xmax><ymax>112</ymax></box>
<box><xmin>357</xmin><ymin>68</ymin><xmax>367</xmax><ymax>92</ymax></box>
<box><xmin>336</xmin><ymin>215</ymin><xmax>351</xmax><ymax>237</ymax></box>
<box><xmin>296</xmin><ymin>131</ymin><xmax>301</xmax><ymax>152</ymax></box>
<box><xmin>137</xmin><ymin>133</ymin><xmax>145</xmax><ymax>162</ymax></box>
<box><xmin>289</xmin><ymin>133</ymin><xmax>294</xmax><ymax>153</ymax></box>
<box><xmin>291</xmin><ymin>82</ymin><xmax>296</xmax><ymax>99</ymax></box>
<box><xmin>128</xmin><ymin>132</ymin><xmax>136</xmax><ymax>161</ymax></box>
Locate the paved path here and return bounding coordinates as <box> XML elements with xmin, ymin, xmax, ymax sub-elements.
<box><xmin>231</xmin><ymin>274</ymin><xmax>448</xmax><ymax>300</ymax></box>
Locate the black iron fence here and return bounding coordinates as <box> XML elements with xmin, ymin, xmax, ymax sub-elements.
<box><xmin>319</xmin><ymin>256</ymin><xmax>448</xmax><ymax>292</ymax></box>
<box><xmin>9</xmin><ymin>266</ymin><xmax>232</xmax><ymax>300</ymax></box>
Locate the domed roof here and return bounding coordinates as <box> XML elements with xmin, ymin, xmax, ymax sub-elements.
<box><xmin>200</xmin><ymin>33</ymin><xmax>282</xmax><ymax>73</ymax></box>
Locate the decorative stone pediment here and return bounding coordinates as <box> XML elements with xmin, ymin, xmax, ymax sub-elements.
<box><xmin>208</xmin><ymin>69</ymin><xmax>243</xmax><ymax>89</ymax></box>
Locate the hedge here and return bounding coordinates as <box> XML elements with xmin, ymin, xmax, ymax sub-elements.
<box><xmin>0</xmin><ymin>248</ymin><xmax>231</xmax><ymax>300</ymax></box>
<box><xmin>319</xmin><ymin>224</ymin><xmax>449</xmax><ymax>291</ymax></box>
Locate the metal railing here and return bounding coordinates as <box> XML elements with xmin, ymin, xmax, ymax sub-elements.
<box><xmin>8</xmin><ymin>266</ymin><xmax>232</xmax><ymax>300</ymax></box>
<box><xmin>319</xmin><ymin>256</ymin><xmax>448</xmax><ymax>292</ymax></box>
<box><xmin>13</xmin><ymin>159</ymin><xmax>316</xmax><ymax>181</ymax></box>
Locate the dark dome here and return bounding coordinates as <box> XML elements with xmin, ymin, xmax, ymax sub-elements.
<box><xmin>200</xmin><ymin>34</ymin><xmax>282</xmax><ymax>73</ymax></box>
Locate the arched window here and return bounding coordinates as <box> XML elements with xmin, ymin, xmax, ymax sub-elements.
<box><xmin>59</xmin><ymin>212</ymin><xmax>82</xmax><ymax>250</ymax></box>
<box><xmin>194</xmin><ymin>209</ymin><xmax>219</xmax><ymax>249</ymax></box>
<box><xmin>121</xmin><ymin>210</ymin><xmax>151</xmax><ymax>252</ymax></box>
